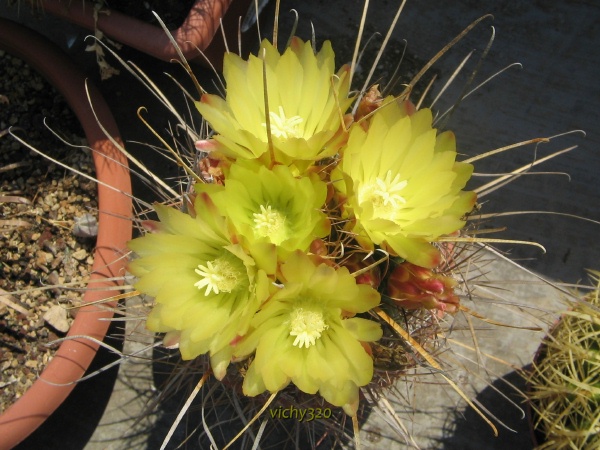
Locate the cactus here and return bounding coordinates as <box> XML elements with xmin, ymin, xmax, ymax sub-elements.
<box><xmin>527</xmin><ymin>271</ymin><xmax>600</xmax><ymax>450</ymax></box>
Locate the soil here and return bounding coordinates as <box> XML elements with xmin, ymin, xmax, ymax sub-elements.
<box><xmin>0</xmin><ymin>49</ymin><xmax>97</xmax><ymax>413</ymax></box>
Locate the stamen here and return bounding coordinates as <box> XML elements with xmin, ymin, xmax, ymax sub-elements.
<box><xmin>253</xmin><ymin>204</ymin><xmax>287</xmax><ymax>242</ymax></box>
<box><xmin>289</xmin><ymin>307</ymin><xmax>328</xmax><ymax>348</ymax></box>
<box><xmin>262</xmin><ymin>106</ymin><xmax>303</xmax><ymax>140</ymax></box>
<box><xmin>194</xmin><ymin>255</ymin><xmax>243</xmax><ymax>296</ymax></box>
<box><xmin>359</xmin><ymin>170</ymin><xmax>408</xmax><ymax>220</ymax></box>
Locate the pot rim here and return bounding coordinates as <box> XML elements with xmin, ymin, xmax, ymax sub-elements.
<box><xmin>36</xmin><ymin>0</ymin><xmax>253</xmax><ymax>69</ymax></box>
<box><xmin>0</xmin><ymin>18</ymin><xmax>132</xmax><ymax>449</ymax></box>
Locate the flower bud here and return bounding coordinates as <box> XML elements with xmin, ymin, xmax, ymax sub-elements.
<box><xmin>386</xmin><ymin>262</ymin><xmax>460</xmax><ymax>314</ymax></box>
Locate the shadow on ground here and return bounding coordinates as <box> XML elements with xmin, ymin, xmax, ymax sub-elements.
<box><xmin>437</xmin><ymin>368</ymin><xmax>534</xmax><ymax>450</ymax></box>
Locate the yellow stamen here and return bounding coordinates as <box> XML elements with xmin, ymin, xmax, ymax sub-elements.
<box><xmin>194</xmin><ymin>256</ymin><xmax>243</xmax><ymax>296</ymax></box>
<box><xmin>263</xmin><ymin>106</ymin><xmax>303</xmax><ymax>140</ymax></box>
<box><xmin>359</xmin><ymin>170</ymin><xmax>408</xmax><ymax>219</ymax></box>
<box><xmin>253</xmin><ymin>204</ymin><xmax>287</xmax><ymax>240</ymax></box>
<box><xmin>289</xmin><ymin>307</ymin><xmax>328</xmax><ymax>348</ymax></box>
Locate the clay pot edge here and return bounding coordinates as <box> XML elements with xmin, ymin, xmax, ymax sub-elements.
<box><xmin>36</xmin><ymin>0</ymin><xmax>253</xmax><ymax>68</ymax></box>
<box><xmin>0</xmin><ymin>17</ymin><xmax>132</xmax><ymax>449</ymax></box>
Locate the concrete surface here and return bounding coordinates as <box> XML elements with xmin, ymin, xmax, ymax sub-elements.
<box><xmin>2</xmin><ymin>0</ymin><xmax>599</xmax><ymax>448</ymax></box>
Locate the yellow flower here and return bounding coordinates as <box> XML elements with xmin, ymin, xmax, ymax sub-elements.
<box><xmin>127</xmin><ymin>195</ymin><xmax>272</xmax><ymax>379</ymax></box>
<box><xmin>195</xmin><ymin>37</ymin><xmax>352</xmax><ymax>170</ymax></box>
<box><xmin>233</xmin><ymin>252</ymin><xmax>382</xmax><ymax>416</ymax></box>
<box><xmin>196</xmin><ymin>161</ymin><xmax>329</xmax><ymax>261</ymax></box>
<box><xmin>334</xmin><ymin>99</ymin><xmax>476</xmax><ymax>268</ymax></box>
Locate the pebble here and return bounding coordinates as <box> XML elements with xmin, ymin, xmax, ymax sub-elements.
<box><xmin>43</xmin><ymin>305</ymin><xmax>70</xmax><ymax>334</ymax></box>
<box><xmin>71</xmin><ymin>248</ymin><xmax>88</xmax><ymax>261</ymax></box>
<box><xmin>35</xmin><ymin>250</ymin><xmax>53</xmax><ymax>266</ymax></box>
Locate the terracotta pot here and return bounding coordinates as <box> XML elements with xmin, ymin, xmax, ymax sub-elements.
<box><xmin>0</xmin><ymin>18</ymin><xmax>132</xmax><ymax>449</ymax></box>
<box><xmin>33</xmin><ymin>0</ymin><xmax>253</xmax><ymax>69</ymax></box>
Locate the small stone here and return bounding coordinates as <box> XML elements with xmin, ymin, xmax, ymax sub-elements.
<box><xmin>24</xmin><ymin>360</ymin><xmax>39</xmax><ymax>369</ymax></box>
<box><xmin>43</xmin><ymin>305</ymin><xmax>70</xmax><ymax>333</ymax></box>
<box><xmin>35</xmin><ymin>250</ymin><xmax>52</xmax><ymax>266</ymax></box>
<box><xmin>50</xmin><ymin>254</ymin><xmax>62</xmax><ymax>270</ymax></box>
<box><xmin>71</xmin><ymin>248</ymin><xmax>88</xmax><ymax>261</ymax></box>
<box><xmin>0</xmin><ymin>376</ymin><xmax>17</xmax><ymax>389</ymax></box>
<box><xmin>47</xmin><ymin>270</ymin><xmax>60</xmax><ymax>286</ymax></box>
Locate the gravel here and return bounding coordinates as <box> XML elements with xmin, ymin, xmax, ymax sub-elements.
<box><xmin>0</xmin><ymin>49</ymin><xmax>97</xmax><ymax>413</ymax></box>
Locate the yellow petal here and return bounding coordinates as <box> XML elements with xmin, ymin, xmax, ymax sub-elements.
<box><xmin>343</xmin><ymin>317</ymin><xmax>383</xmax><ymax>342</ymax></box>
<box><xmin>242</xmin><ymin>362</ymin><xmax>268</xmax><ymax>397</ymax></box>
<box><xmin>381</xmin><ymin>234</ymin><xmax>441</xmax><ymax>268</ymax></box>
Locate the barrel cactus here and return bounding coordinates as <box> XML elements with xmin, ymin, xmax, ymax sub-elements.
<box><xmin>527</xmin><ymin>271</ymin><xmax>600</xmax><ymax>449</ymax></box>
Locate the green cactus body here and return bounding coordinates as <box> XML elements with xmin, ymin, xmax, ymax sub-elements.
<box><xmin>528</xmin><ymin>272</ymin><xmax>600</xmax><ymax>450</ymax></box>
